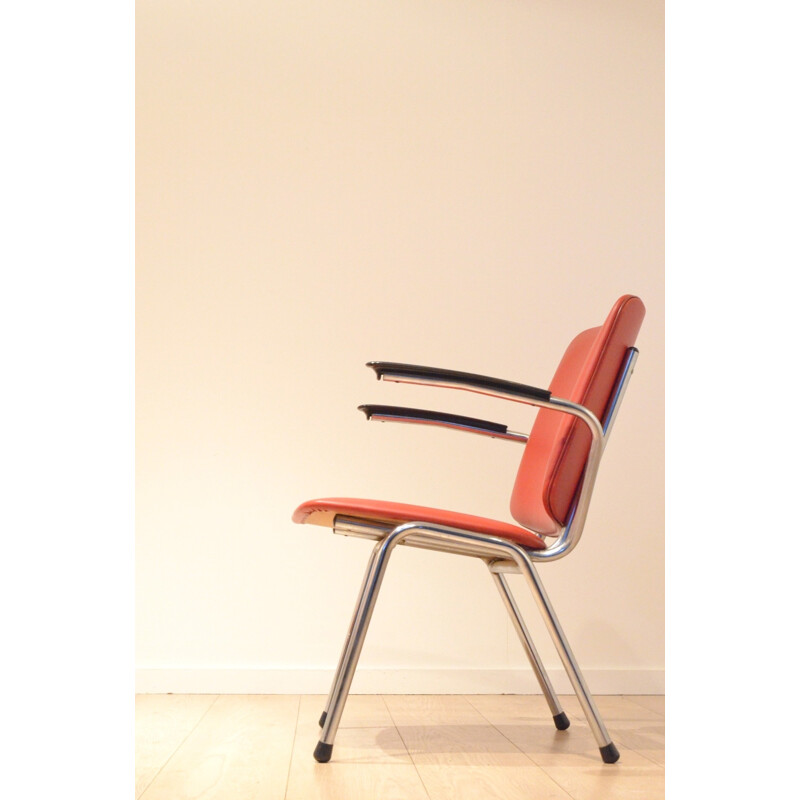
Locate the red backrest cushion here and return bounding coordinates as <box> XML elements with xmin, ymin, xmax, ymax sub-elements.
<box><xmin>509</xmin><ymin>295</ymin><xmax>646</xmax><ymax>535</ymax></box>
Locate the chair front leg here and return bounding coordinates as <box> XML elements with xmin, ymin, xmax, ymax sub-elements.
<box><xmin>517</xmin><ymin>560</ymin><xmax>620</xmax><ymax>764</ymax></box>
<box><xmin>318</xmin><ymin>548</ymin><xmax>380</xmax><ymax>730</ymax></box>
<box><xmin>314</xmin><ymin>535</ymin><xmax>395</xmax><ymax>763</ymax></box>
<box><xmin>490</xmin><ymin>570</ymin><xmax>569</xmax><ymax>730</ymax></box>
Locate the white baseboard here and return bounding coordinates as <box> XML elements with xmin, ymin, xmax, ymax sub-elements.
<box><xmin>135</xmin><ymin>667</ymin><xmax>664</xmax><ymax>695</ymax></box>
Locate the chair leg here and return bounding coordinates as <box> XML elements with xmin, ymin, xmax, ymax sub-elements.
<box><xmin>490</xmin><ymin>570</ymin><xmax>569</xmax><ymax>730</ymax></box>
<box><xmin>318</xmin><ymin>548</ymin><xmax>380</xmax><ymax>730</ymax></box>
<box><xmin>314</xmin><ymin>537</ymin><xmax>394</xmax><ymax>763</ymax></box>
<box><xmin>517</xmin><ymin>560</ymin><xmax>620</xmax><ymax>764</ymax></box>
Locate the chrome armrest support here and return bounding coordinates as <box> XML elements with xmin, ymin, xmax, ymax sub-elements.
<box><xmin>364</xmin><ymin>348</ymin><xmax>639</xmax><ymax>562</ymax></box>
<box><xmin>521</xmin><ymin>396</ymin><xmax>604</xmax><ymax>562</ymax></box>
<box><xmin>357</xmin><ymin>404</ymin><xmax>528</xmax><ymax>443</ymax></box>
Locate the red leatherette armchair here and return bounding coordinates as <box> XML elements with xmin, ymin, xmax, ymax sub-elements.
<box><xmin>293</xmin><ymin>295</ymin><xmax>646</xmax><ymax>764</ymax></box>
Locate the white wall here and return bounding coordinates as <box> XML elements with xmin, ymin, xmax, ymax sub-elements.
<box><xmin>136</xmin><ymin>0</ymin><xmax>664</xmax><ymax>694</ymax></box>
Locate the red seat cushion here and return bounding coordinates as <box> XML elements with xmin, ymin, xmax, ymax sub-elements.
<box><xmin>293</xmin><ymin>498</ymin><xmax>547</xmax><ymax>550</ymax></box>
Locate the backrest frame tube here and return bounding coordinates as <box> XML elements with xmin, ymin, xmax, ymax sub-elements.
<box><xmin>528</xmin><ymin>347</ymin><xmax>639</xmax><ymax>561</ymax></box>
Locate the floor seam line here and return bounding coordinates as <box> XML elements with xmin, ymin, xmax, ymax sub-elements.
<box><xmin>607</xmin><ymin>724</ymin><xmax>664</xmax><ymax>767</ymax></box>
<box><xmin>462</xmin><ymin>695</ymin><xmax>580</xmax><ymax>800</ymax></box>
<box><xmin>281</xmin><ymin>695</ymin><xmax>303</xmax><ymax>800</ymax></box>
<box><xmin>137</xmin><ymin>694</ymin><xmax>220</xmax><ymax>800</ymax></box>
<box><xmin>381</xmin><ymin>695</ymin><xmax>433</xmax><ymax>800</ymax></box>
<box><xmin>626</xmin><ymin>696</ymin><xmax>665</xmax><ymax>718</ymax></box>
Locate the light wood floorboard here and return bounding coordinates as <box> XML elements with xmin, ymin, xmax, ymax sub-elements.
<box><xmin>384</xmin><ymin>694</ymin><xmax>573</xmax><ymax>800</ymax></box>
<box><xmin>285</xmin><ymin>695</ymin><xmax>430</xmax><ymax>800</ymax></box>
<box><xmin>138</xmin><ymin>695</ymin><xmax>299</xmax><ymax>800</ymax></box>
<box><xmin>466</xmin><ymin>695</ymin><xmax>665</xmax><ymax>800</ymax></box>
<box><xmin>135</xmin><ymin>693</ymin><xmax>218</xmax><ymax>798</ymax></box>
<box><xmin>136</xmin><ymin>693</ymin><xmax>665</xmax><ymax>799</ymax></box>
<box><xmin>625</xmin><ymin>694</ymin><xmax>665</xmax><ymax>716</ymax></box>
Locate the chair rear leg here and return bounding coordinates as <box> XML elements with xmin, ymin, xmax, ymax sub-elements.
<box><xmin>490</xmin><ymin>570</ymin><xmax>569</xmax><ymax>730</ymax></box>
<box><xmin>314</xmin><ymin>537</ymin><xmax>394</xmax><ymax>763</ymax></box>
<box><xmin>518</xmin><ymin>561</ymin><xmax>620</xmax><ymax>764</ymax></box>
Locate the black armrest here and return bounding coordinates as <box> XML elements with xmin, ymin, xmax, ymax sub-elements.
<box><xmin>357</xmin><ymin>404</ymin><xmax>527</xmax><ymax>442</ymax></box>
<box><xmin>366</xmin><ymin>362</ymin><xmax>551</xmax><ymax>403</ymax></box>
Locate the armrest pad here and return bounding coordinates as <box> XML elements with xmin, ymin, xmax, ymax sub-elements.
<box><xmin>358</xmin><ymin>404</ymin><xmax>508</xmax><ymax>435</ymax></box>
<box><xmin>366</xmin><ymin>362</ymin><xmax>551</xmax><ymax>402</ymax></box>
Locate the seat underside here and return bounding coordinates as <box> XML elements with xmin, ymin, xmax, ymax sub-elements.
<box><xmin>293</xmin><ymin>498</ymin><xmax>548</xmax><ymax>550</ymax></box>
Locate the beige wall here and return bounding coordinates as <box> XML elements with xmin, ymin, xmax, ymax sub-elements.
<box><xmin>136</xmin><ymin>0</ymin><xmax>664</xmax><ymax>693</ymax></box>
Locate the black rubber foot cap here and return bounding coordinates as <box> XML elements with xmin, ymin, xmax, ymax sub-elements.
<box><xmin>600</xmin><ymin>742</ymin><xmax>620</xmax><ymax>764</ymax></box>
<box><xmin>314</xmin><ymin>741</ymin><xmax>333</xmax><ymax>763</ymax></box>
<box><xmin>553</xmin><ymin>712</ymin><xmax>570</xmax><ymax>730</ymax></box>
<box><xmin>318</xmin><ymin>711</ymin><xmax>327</xmax><ymax>728</ymax></box>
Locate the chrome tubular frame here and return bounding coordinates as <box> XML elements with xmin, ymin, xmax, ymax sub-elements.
<box><xmin>315</xmin><ymin>349</ymin><xmax>640</xmax><ymax>764</ymax></box>
<box><xmin>317</xmin><ymin>545</ymin><xmax>381</xmax><ymax>731</ymax></box>
<box><xmin>602</xmin><ymin>347</ymin><xmax>639</xmax><ymax>438</ymax></box>
<box><xmin>316</xmin><ymin>521</ymin><xmax>618</xmax><ymax>763</ymax></box>
<box><xmin>491</xmin><ymin>571</ymin><xmax>565</xmax><ymax>721</ymax></box>
<box><xmin>363</xmin><ymin>348</ymin><xmax>639</xmax><ymax>563</ymax></box>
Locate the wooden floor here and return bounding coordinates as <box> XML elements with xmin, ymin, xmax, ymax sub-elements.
<box><xmin>136</xmin><ymin>693</ymin><xmax>665</xmax><ymax>800</ymax></box>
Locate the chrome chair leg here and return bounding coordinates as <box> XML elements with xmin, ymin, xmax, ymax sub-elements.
<box><xmin>314</xmin><ymin>536</ymin><xmax>394</xmax><ymax>763</ymax></box>
<box><xmin>518</xmin><ymin>560</ymin><xmax>620</xmax><ymax>764</ymax></box>
<box><xmin>490</xmin><ymin>570</ymin><xmax>569</xmax><ymax>730</ymax></box>
<box><xmin>318</xmin><ymin>548</ymin><xmax>380</xmax><ymax>730</ymax></box>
